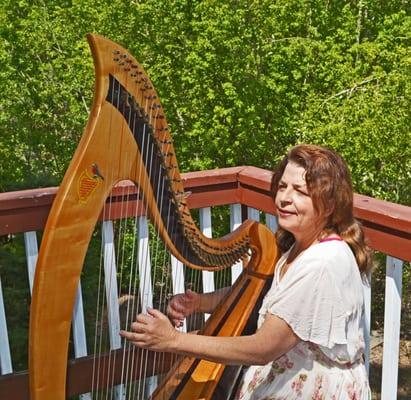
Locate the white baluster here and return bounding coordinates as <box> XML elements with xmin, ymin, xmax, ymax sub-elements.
<box><xmin>137</xmin><ymin>217</ymin><xmax>155</xmax><ymax>313</ymax></box>
<box><xmin>171</xmin><ymin>255</ymin><xmax>187</xmax><ymax>333</ymax></box>
<box><xmin>199</xmin><ymin>207</ymin><xmax>214</xmax><ymax>321</ymax></box>
<box><xmin>24</xmin><ymin>231</ymin><xmax>38</xmax><ymax>293</ymax></box>
<box><xmin>265</xmin><ymin>214</ymin><xmax>278</xmax><ymax>233</ymax></box>
<box><xmin>230</xmin><ymin>204</ymin><xmax>243</xmax><ymax>284</ymax></box>
<box><xmin>0</xmin><ymin>276</ymin><xmax>12</xmax><ymax>374</ymax></box>
<box><xmin>102</xmin><ymin>220</ymin><xmax>126</xmax><ymax>400</ymax></box>
<box><xmin>72</xmin><ymin>281</ymin><xmax>89</xmax><ymax>359</ymax></box>
<box><xmin>247</xmin><ymin>207</ymin><xmax>260</xmax><ymax>222</ymax></box>
<box><xmin>381</xmin><ymin>256</ymin><xmax>403</xmax><ymax>400</ymax></box>
<box><xmin>137</xmin><ymin>216</ymin><xmax>157</xmax><ymax>397</ymax></box>
<box><xmin>102</xmin><ymin>221</ymin><xmax>122</xmax><ymax>348</ymax></box>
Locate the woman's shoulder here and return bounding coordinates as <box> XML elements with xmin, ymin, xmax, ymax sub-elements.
<box><xmin>302</xmin><ymin>240</ymin><xmax>356</xmax><ymax>267</ymax></box>
<box><xmin>297</xmin><ymin>240</ymin><xmax>361</xmax><ymax>284</ymax></box>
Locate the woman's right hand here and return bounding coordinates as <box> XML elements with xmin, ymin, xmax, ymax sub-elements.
<box><xmin>167</xmin><ymin>289</ymin><xmax>200</xmax><ymax>327</ymax></box>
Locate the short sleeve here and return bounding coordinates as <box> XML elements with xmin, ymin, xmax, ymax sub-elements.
<box><xmin>263</xmin><ymin>259</ymin><xmax>348</xmax><ymax>348</ymax></box>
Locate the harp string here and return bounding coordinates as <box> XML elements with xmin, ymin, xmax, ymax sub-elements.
<box><xmin>88</xmin><ymin>51</ymin><xmax>221</xmax><ymax>397</ymax></box>
<box><xmin>140</xmin><ymin>84</ymin><xmax>193</xmax><ymax>397</ymax></box>
<box><xmin>91</xmin><ymin>69</ymin><xmax>119</xmax><ymax>399</ymax></box>
<box><xmin>153</xmin><ymin>158</ymin><xmax>183</xmax><ymax>397</ymax></box>
<box><xmin>96</xmin><ymin>64</ymin><xmax>137</xmax><ymax>398</ymax></box>
<box><xmin>116</xmin><ymin>83</ymin><xmax>138</xmax><ymax>399</ymax></box>
<box><xmin>111</xmin><ymin>65</ymin><xmax>134</xmax><ymax>399</ymax></box>
<box><xmin>106</xmin><ymin>64</ymin><xmax>128</xmax><ymax>399</ymax></box>
<box><xmin>123</xmin><ymin>68</ymin><xmax>148</xmax><ymax>399</ymax></box>
<box><xmin>91</xmin><ymin>221</ymin><xmax>104</xmax><ymax>400</ymax></box>
<box><xmin>128</xmin><ymin>81</ymin><xmax>170</xmax><ymax>397</ymax></box>
<box><xmin>146</xmin><ymin>89</ymin><xmax>188</xmax><ymax>398</ymax></box>
<box><xmin>136</xmin><ymin>93</ymin><xmax>158</xmax><ymax>398</ymax></box>
<box><xmin>125</xmin><ymin>90</ymin><xmax>146</xmax><ymax>399</ymax></box>
<box><xmin>117</xmin><ymin>85</ymin><xmax>143</xmax><ymax>397</ymax></box>
<box><xmin>150</xmin><ymin>120</ymin><xmax>172</xmax><ymax>382</ymax></box>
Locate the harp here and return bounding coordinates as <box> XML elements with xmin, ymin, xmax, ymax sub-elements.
<box><xmin>29</xmin><ymin>34</ymin><xmax>278</xmax><ymax>399</ymax></box>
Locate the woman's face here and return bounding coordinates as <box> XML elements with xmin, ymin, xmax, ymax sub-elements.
<box><xmin>275</xmin><ymin>161</ymin><xmax>325</xmax><ymax>241</ymax></box>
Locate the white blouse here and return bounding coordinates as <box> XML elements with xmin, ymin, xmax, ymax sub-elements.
<box><xmin>236</xmin><ymin>240</ymin><xmax>371</xmax><ymax>400</ymax></box>
<box><xmin>260</xmin><ymin>240</ymin><xmax>365</xmax><ymax>362</ymax></box>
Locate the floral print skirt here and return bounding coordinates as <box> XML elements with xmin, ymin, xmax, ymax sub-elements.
<box><xmin>235</xmin><ymin>342</ymin><xmax>371</xmax><ymax>400</ymax></box>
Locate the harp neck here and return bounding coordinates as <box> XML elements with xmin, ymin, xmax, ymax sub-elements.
<box><xmin>88</xmin><ymin>33</ymin><xmax>260</xmax><ymax>273</ymax></box>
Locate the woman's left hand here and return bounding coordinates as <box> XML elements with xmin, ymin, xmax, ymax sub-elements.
<box><xmin>120</xmin><ymin>308</ymin><xmax>180</xmax><ymax>352</ymax></box>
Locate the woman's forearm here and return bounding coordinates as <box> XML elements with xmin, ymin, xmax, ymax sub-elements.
<box><xmin>171</xmin><ymin>315</ymin><xmax>299</xmax><ymax>366</ymax></box>
<box><xmin>172</xmin><ymin>331</ymin><xmax>270</xmax><ymax>366</ymax></box>
<box><xmin>121</xmin><ymin>308</ymin><xmax>300</xmax><ymax>367</ymax></box>
<box><xmin>197</xmin><ymin>287</ymin><xmax>231</xmax><ymax>314</ymax></box>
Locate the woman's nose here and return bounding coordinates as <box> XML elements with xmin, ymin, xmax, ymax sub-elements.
<box><xmin>278</xmin><ymin>196</ymin><xmax>292</xmax><ymax>208</ymax></box>
<box><xmin>278</xmin><ymin>187</ymin><xmax>292</xmax><ymax>203</ymax></box>
<box><xmin>280</xmin><ymin>198</ymin><xmax>291</xmax><ymax>207</ymax></box>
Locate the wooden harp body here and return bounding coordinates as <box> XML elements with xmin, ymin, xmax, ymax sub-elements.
<box><xmin>29</xmin><ymin>34</ymin><xmax>278</xmax><ymax>399</ymax></box>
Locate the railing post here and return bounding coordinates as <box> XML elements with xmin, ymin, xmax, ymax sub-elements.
<box><xmin>381</xmin><ymin>256</ymin><xmax>403</xmax><ymax>399</ymax></box>
<box><xmin>247</xmin><ymin>207</ymin><xmax>260</xmax><ymax>222</ymax></box>
<box><xmin>24</xmin><ymin>231</ymin><xmax>38</xmax><ymax>294</ymax></box>
<box><xmin>230</xmin><ymin>204</ymin><xmax>243</xmax><ymax>283</ymax></box>
<box><xmin>170</xmin><ymin>255</ymin><xmax>187</xmax><ymax>331</ymax></box>
<box><xmin>102</xmin><ymin>221</ymin><xmax>122</xmax><ymax>348</ymax></box>
<box><xmin>199</xmin><ymin>207</ymin><xmax>214</xmax><ymax>321</ymax></box>
<box><xmin>265</xmin><ymin>214</ymin><xmax>278</xmax><ymax>233</ymax></box>
<box><xmin>0</xmin><ymin>276</ymin><xmax>12</xmax><ymax>375</ymax></box>
<box><xmin>137</xmin><ymin>216</ymin><xmax>158</xmax><ymax>397</ymax></box>
<box><xmin>137</xmin><ymin>217</ymin><xmax>155</xmax><ymax>314</ymax></box>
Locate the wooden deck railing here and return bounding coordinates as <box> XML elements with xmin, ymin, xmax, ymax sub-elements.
<box><xmin>0</xmin><ymin>166</ymin><xmax>409</xmax><ymax>399</ymax></box>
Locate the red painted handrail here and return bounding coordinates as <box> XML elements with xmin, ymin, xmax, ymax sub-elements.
<box><xmin>0</xmin><ymin>166</ymin><xmax>410</xmax><ymax>261</ymax></box>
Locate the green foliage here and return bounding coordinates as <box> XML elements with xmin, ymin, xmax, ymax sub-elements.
<box><xmin>0</xmin><ymin>0</ymin><xmax>409</xmax><ymax>203</ymax></box>
<box><xmin>0</xmin><ymin>235</ymin><xmax>30</xmax><ymax>370</ymax></box>
<box><xmin>299</xmin><ymin>9</ymin><xmax>411</xmax><ymax>202</ymax></box>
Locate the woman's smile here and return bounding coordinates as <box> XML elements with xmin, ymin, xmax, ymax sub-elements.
<box><xmin>277</xmin><ymin>208</ymin><xmax>297</xmax><ymax>217</ymax></box>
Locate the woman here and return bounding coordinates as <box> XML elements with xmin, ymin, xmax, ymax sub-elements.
<box><xmin>120</xmin><ymin>144</ymin><xmax>372</xmax><ymax>399</ymax></box>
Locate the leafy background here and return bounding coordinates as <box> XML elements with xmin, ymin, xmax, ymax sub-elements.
<box><xmin>1</xmin><ymin>0</ymin><xmax>410</xmax><ymax>202</ymax></box>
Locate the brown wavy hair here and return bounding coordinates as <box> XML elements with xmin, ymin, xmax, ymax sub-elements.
<box><xmin>271</xmin><ymin>144</ymin><xmax>373</xmax><ymax>275</ymax></box>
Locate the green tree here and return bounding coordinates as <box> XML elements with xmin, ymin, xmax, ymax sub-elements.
<box><xmin>0</xmin><ymin>0</ymin><xmax>410</xmax><ymax>204</ymax></box>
